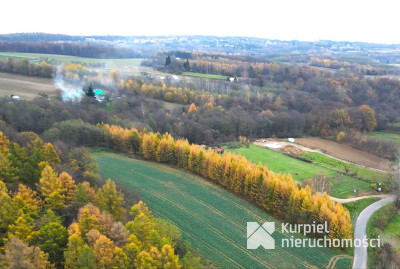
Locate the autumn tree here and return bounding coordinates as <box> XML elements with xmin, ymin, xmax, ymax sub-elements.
<box><xmin>78</xmin><ymin>204</ymin><xmax>102</xmax><ymax>237</ymax></box>
<box><xmin>135</xmin><ymin>251</ymin><xmax>158</xmax><ymax>269</ymax></box>
<box><xmin>7</xmin><ymin>213</ymin><xmax>37</xmax><ymax>244</ymax></box>
<box><xmin>112</xmin><ymin>247</ymin><xmax>129</xmax><ymax>269</ymax></box>
<box><xmin>68</xmin><ymin>223</ymin><xmax>81</xmax><ymax>237</ymax></box>
<box><xmin>124</xmin><ymin>234</ymin><xmax>142</xmax><ymax>265</ymax></box>
<box><xmin>68</xmin><ymin>147</ymin><xmax>98</xmax><ymax>178</ymax></box>
<box><xmin>187</xmin><ymin>103</ymin><xmax>197</xmax><ymax>113</ymax></box>
<box><xmin>304</xmin><ymin>172</ymin><xmax>331</xmax><ymax>194</ymax></box>
<box><xmin>12</xmin><ymin>184</ymin><xmax>43</xmax><ymax>218</ymax></box>
<box><xmin>0</xmin><ymin>154</ymin><xmax>19</xmax><ymax>183</ymax></box>
<box><xmin>109</xmin><ymin>222</ymin><xmax>129</xmax><ymax>247</ymax></box>
<box><xmin>160</xmin><ymin>244</ymin><xmax>181</xmax><ymax>269</ymax></box>
<box><xmin>43</xmin><ymin>143</ymin><xmax>60</xmax><ymax>166</ymax></box>
<box><xmin>97</xmin><ymin>179</ymin><xmax>125</xmax><ymax>221</ymax></box>
<box><xmin>37</xmin><ymin>165</ymin><xmax>66</xmax><ymax>209</ymax></box>
<box><xmin>0</xmin><ymin>181</ymin><xmax>17</xmax><ymax>239</ymax></box>
<box><xmin>87</xmin><ymin>229</ymin><xmax>102</xmax><ymax>247</ymax></box>
<box><xmin>93</xmin><ymin>235</ymin><xmax>115</xmax><ymax>268</ymax></box>
<box><xmin>2</xmin><ymin>237</ymin><xmax>52</xmax><ymax>269</ymax></box>
<box><xmin>59</xmin><ymin>172</ymin><xmax>76</xmax><ymax>203</ymax></box>
<box><xmin>64</xmin><ymin>234</ymin><xmax>84</xmax><ymax>269</ymax></box>
<box><xmin>0</xmin><ymin>131</ymin><xmax>10</xmax><ymax>154</ymax></box>
<box><xmin>359</xmin><ymin>104</ymin><xmax>377</xmax><ymax>132</ymax></box>
<box><xmin>329</xmin><ymin>109</ymin><xmax>351</xmax><ymax>130</ymax></box>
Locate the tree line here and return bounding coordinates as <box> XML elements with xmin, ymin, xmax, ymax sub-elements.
<box><xmin>0</xmin><ymin>58</ymin><xmax>53</xmax><ymax>78</ymax></box>
<box><xmin>102</xmin><ymin>124</ymin><xmax>352</xmax><ymax>241</ymax></box>
<box><xmin>0</xmin><ymin>41</ymin><xmax>141</xmax><ymax>59</ymax></box>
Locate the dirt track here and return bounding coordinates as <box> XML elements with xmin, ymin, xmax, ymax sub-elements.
<box><xmin>0</xmin><ymin>72</ymin><xmax>58</xmax><ymax>100</ymax></box>
<box><xmin>296</xmin><ymin>138</ymin><xmax>392</xmax><ymax>171</ymax></box>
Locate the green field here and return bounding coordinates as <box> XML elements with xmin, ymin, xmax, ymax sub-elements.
<box><xmin>181</xmin><ymin>72</ymin><xmax>228</xmax><ymax>80</ymax></box>
<box><xmin>384</xmin><ymin>215</ymin><xmax>400</xmax><ymax>237</ymax></box>
<box><xmin>0</xmin><ymin>52</ymin><xmax>142</xmax><ymax>67</ymax></box>
<box><xmin>383</xmin><ymin>214</ymin><xmax>400</xmax><ymax>252</ymax></box>
<box><xmin>333</xmin><ymin>257</ymin><xmax>353</xmax><ymax>269</ymax></box>
<box><xmin>94</xmin><ymin>152</ymin><xmax>342</xmax><ymax>268</ymax></box>
<box><xmin>369</xmin><ymin>131</ymin><xmax>400</xmax><ymax>146</ymax></box>
<box><xmin>300</xmin><ymin>152</ymin><xmax>388</xmax><ymax>183</ymax></box>
<box><xmin>227</xmin><ymin>145</ymin><xmax>372</xmax><ymax>198</ymax></box>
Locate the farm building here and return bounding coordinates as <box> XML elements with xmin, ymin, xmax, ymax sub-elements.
<box><xmin>94</xmin><ymin>89</ymin><xmax>105</xmax><ymax>102</ymax></box>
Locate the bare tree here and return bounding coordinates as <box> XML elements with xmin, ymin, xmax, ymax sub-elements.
<box><xmin>305</xmin><ymin>172</ymin><xmax>331</xmax><ymax>194</ymax></box>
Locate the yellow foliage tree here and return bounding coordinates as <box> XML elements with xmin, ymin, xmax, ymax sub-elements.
<box><xmin>37</xmin><ymin>165</ymin><xmax>66</xmax><ymax>209</ymax></box>
<box><xmin>93</xmin><ymin>235</ymin><xmax>115</xmax><ymax>268</ymax></box>
<box><xmin>188</xmin><ymin>103</ymin><xmax>197</xmax><ymax>113</ymax></box>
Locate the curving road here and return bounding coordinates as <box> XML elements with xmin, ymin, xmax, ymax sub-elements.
<box><xmin>329</xmin><ymin>194</ymin><xmax>390</xmax><ymax>204</ymax></box>
<box><xmin>352</xmin><ymin>195</ymin><xmax>396</xmax><ymax>269</ymax></box>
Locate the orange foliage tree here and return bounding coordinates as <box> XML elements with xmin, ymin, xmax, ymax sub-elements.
<box><xmin>101</xmin><ymin>124</ymin><xmax>352</xmax><ymax>241</ymax></box>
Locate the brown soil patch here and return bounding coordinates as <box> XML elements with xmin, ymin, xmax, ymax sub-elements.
<box><xmin>296</xmin><ymin>138</ymin><xmax>392</xmax><ymax>171</ymax></box>
<box><xmin>0</xmin><ymin>72</ymin><xmax>58</xmax><ymax>100</ymax></box>
<box><xmin>280</xmin><ymin>145</ymin><xmax>304</xmax><ymax>155</ymax></box>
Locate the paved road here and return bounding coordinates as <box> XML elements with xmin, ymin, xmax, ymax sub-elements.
<box><xmin>352</xmin><ymin>195</ymin><xmax>396</xmax><ymax>269</ymax></box>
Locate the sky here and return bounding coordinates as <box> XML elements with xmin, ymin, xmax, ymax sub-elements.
<box><xmin>1</xmin><ymin>0</ymin><xmax>399</xmax><ymax>44</ymax></box>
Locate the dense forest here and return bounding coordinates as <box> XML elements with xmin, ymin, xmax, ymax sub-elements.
<box><xmin>61</xmin><ymin>61</ymin><xmax>400</xmax><ymax>158</ymax></box>
<box><xmin>0</xmin><ymin>130</ymin><xmax>204</xmax><ymax>268</ymax></box>
<box><xmin>1</xmin><ymin>56</ymin><xmax>399</xmax><ymax>160</ymax></box>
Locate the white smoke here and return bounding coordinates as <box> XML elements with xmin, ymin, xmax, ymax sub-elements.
<box><xmin>53</xmin><ymin>69</ymin><xmax>84</xmax><ymax>102</ymax></box>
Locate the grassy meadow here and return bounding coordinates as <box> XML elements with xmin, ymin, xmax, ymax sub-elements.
<box><xmin>226</xmin><ymin>145</ymin><xmax>375</xmax><ymax>198</ymax></box>
<box><xmin>181</xmin><ymin>72</ymin><xmax>228</xmax><ymax>80</ymax></box>
<box><xmin>369</xmin><ymin>131</ymin><xmax>400</xmax><ymax>146</ymax></box>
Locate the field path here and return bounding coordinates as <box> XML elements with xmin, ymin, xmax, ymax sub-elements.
<box><xmin>352</xmin><ymin>195</ymin><xmax>396</xmax><ymax>269</ymax></box>
<box><xmin>329</xmin><ymin>194</ymin><xmax>391</xmax><ymax>204</ymax></box>
<box><xmin>326</xmin><ymin>255</ymin><xmax>352</xmax><ymax>269</ymax></box>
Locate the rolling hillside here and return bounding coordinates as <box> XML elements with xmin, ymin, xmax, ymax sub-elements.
<box><xmin>94</xmin><ymin>152</ymin><xmax>349</xmax><ymax>268</ymax></box>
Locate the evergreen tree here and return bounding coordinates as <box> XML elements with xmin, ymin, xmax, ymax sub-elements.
<box><xmin>86</xmin><ymin>83</ymin><xmax>95</xmax><ymax>98</ymax></box>
<box><xmin>165</xmin><ymin>56</ymin><xmax>171</xmax><ymax>66</ymax></box>
<box><xmin>37</xmin><ymin>222</ymin><xmax>68</xmax><ymax>267</ymax></box>
<box><xmin>183</xmin><ymin>59</ymin><xmax>190</xmax><ymax>71</ymax></box>
<box><xmin>77</xmin><ymin>245</ymin><xmax>96</xmax><ymax>269</ymax></box>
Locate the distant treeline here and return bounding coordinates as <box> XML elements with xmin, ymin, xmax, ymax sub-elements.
<box><xmin>0</xmin><ymin>57</ymin><xmax>54</xmax><ymax>78</ymax></box>
<box><xmin>0</xmin><ymin>41</ymin><xmax>142</xmax><ymax>59</ymax></box>
<box><xmin>0</xmin><ymin>33</ymin><xmax>127</xmax><ymax>42</ymax></box>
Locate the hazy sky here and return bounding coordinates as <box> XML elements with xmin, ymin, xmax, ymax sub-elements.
<box><xmin>2</xmin><ymin>0</ymin><xmax>399</xmax><ymax>44</ymax></box>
